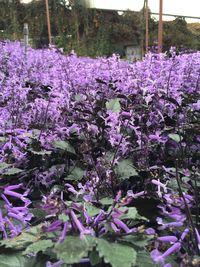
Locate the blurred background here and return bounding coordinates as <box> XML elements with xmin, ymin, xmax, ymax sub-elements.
<box><xmin>0</xmin><ymin>0</ymin><xmax>200</xmax><ymax>57</ymax></box>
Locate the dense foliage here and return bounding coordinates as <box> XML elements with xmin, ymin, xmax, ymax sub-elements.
<box><xmin>0</xmin><ymin>42</ymin><xmax>200</xmax><ymax>267</ymax></box>
<box><xmin>0</xmin><ymin>0</ymin><xmax>200</xmax><ymax>56</ymax></box>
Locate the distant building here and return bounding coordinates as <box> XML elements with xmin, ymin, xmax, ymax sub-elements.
<box><xmin>124</xmin><ymin>44</ymin><xmax>141</xmax><ymax>61</ymax></box>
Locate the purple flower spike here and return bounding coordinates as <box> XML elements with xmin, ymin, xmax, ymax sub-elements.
<box><xmin>113</xmin><ymin>218</ymin><xmax>131</xmax><ymax>233</ymax></box>
<box><xmin>46</xmin><ymin>220</ymin><xmax>62</xmax><ymax>232</ymax></box>
<box><xmin>110</xmin><ymin>222</ymin><xmax>120</xmax><ymax>234</ymax></box>
<box><xmin>180</xmin><ymin>228</ymin><xmax>189</xmax><ymax>241</ymax></box>
<box><xmin>93</xmin><ymin>210</ymin><xmax>105</xmax><ymax>226</ymax></box>
<box><xmin>70</xmin><ymin>210</ymin><xmax>93</xmax><ymax>237</ymax></box>
<box><xmin>59</xmin><ymin>221</ymin><xmax>69</xmax><ymax>242</ymax></box>
<box><xmin>157</xmin><ymin>236</ymin><xmax>178</xmax><ymax>243</ymax></box>
<box><xmin>151</xmin><ymin>242</ymin><xmax>181</xmax><ymax>265</ymax></box>
<box><xmin>162</xmin><ymin>242</ymin><xmax>181</xmax><ymax>258</ymax></box>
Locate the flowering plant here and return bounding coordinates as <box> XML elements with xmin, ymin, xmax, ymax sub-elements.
<box><xmin>0</xmin><ymin>41</ymin><xmax>199</xmax><ymax>266</ymax></box>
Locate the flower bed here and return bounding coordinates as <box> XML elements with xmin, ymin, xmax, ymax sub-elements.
<box><xmin>0</xmin><ymin>42</ymin><xmax>200</xmax><ymax>267</ymax></box>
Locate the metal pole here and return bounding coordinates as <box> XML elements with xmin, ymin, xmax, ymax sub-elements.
<box><xmin>158</xmin><ymin>0</ymin><xmax>163</xmax><ymax>53</ymax></box>
<box><xmin>45</xmin><ymin>0</ymin><xmax>52</xmax><ymax>44</ymax></box>
<box><xmin>145</xmin><ymin>0</ymin><xmax>149</xmax><ymax>54</ymax></box>
<box><xmin>140</xmin><ymin>0</ymin><xmax>146</xmax><ymax>58</ymax></box>
<box><xmin>23</xmin><ymin>23</ymin><xmax>29</xmax><ymax>59</ymax></box>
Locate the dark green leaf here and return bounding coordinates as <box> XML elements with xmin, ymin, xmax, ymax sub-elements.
<box><xmin>65</xmin><ymin>167</ymin><xmax>84</xmax><ymax>181</ymax></box>
<box><xmin>24</xmin><ymin>254</ymin><xmax>50</xmax><ymax>267</ymax></box>
<box><xmin>54</xmin><ymin>140</ymin><xmax>75</xmax><ymax>154</ymax></box>
<box><xmin>84</xmin><ymin>203</ymin><xmax>101</xmax><ymax>217</ymax></box>
<box><xmin>136</xmin><ymin>251</ymin><xmax>155</xmax><ymax>267</ymax></box>
<box><xmin>3</xmin><ymin>167</ymin><xmax>23</xmax><ymax>176</ymax></box>
<box><xmin>118</xmin><ymin>207</ymin><xmax>138</xmax><ymax>220</ymax></box>
<box><xmin>97</xmin><ymin>239</ymin><xmax>137</xmax><ymax>267</ymax></box>
<box><xmin>90</xmin><ymin>250</ymin><xmax>102</xmax><ymax>266</ymax></box>
<box><xmin>115</xmin><ymin>159</ymin><xmax>138</xmax><ymax>180</ymax></box>
<box><xmin>0</xmin><ymin>252</ymin><xmax>26</xmax><ymax>267</ymax></box>
<box><xmin>53</xmin><ymin>235</ymin><xmax>96</xmax><ymax>264</ymax></box>
<box><xmin>29</xmin><ymin>208</ymin><xmax>46</xmax><ymax>220</ymax></box>
<box><xmin>23</xmin><ymin>240</ymin><xmax>54</xmax><ymax>255</ymax></box>
<box><xmin>0</xmin><ymin>225</ymin><xmax>41</xmax><ymax>250</ymax></box>
<box><xmin>119</xmin><ymin>235</ymin><xmax>154</xmax><ymax>248</ymax></box>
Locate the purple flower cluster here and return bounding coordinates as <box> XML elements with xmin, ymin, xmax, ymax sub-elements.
<box><xmin>0</xmin><ymin>184</ymin><xmax>32</xmax><ymax>238</ymax></box>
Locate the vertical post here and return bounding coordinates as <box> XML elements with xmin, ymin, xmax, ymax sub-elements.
<box><xmin>158</xmin><ymin>0</ymin><xmax>163</xmax><ymax>53</ymax></box>
<box><xmin>145</xmin><ymin>0</ymin><xmax>149</xmax><ymax>54</ymax></box>
<box><xmin>140</xmin><ymin>0</ymin><xmax>146</xmax><ymax>58</ymax></box>
<box><xmin>23</xmin><ymin>23</ymin><xmax>29</xmax><ymax>59</ymax></box>
<box><xmin>45</xmin><ymin>0</ymin><xmax>52</xmax><ymax>44</ymax></box>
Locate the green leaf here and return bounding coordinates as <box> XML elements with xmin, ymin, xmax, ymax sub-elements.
<box><xmin>136</xmin><ymin>251</ymin><xmax>155</xmax><ymax>267</ymax></box>
<box><xmin>84</xmin><ymin>203</ymin><xmax>101</xmax><ymax>217</ymax></box>
<box><xmin>23</xmin><ymin>240</ymin><xmax>54</xmax><ymax>255</ymax></box>
<box><xmin>0</xmin><ymin>162</ymin><xmax>11</xmax><ymax>170</ymax></box>
<box><xmin>119</xmin><ymin>235</ymin><xmax>154</xmax><ymax>249</ymax></box>
<box><xmin>28</xmin><ymin>149</ymin><xmax>51</xmax><ymax>155</ymax></box>
<box><xmin>54</xmin><ymin>140</ymin><xmax>75</xmax><ymax>154</ymax></box>
<box><xmin>0</xmin><ymin>137</ymin><xmax>7</xmax><ymax>144</ymax></box>
<box><xmin>58</xmin><ymin>213</ymin><xmax>69</xmax><ymax>222</ymax></box>
<box><xmin>168</xmin><ymin>133</ymin><xmax>182</xmax><ymax>142</ymax></box>
<box><xmin>115</xmin><ymin>159</ymin><xmax>138</xmax><ymax>180</ymax></box>
<box><xmin>29</xmin><ymin>208</ymin><xmax>46</xmax><ymax>220</ymax></box>
<box><xmin>0</xmin><ymin>252</ymin><xmax>26</xmax><ymax>267</ymax></box>
<box><xmin>90</xmin><ymin>250</ymin><xmax>102</xmax><ymax>266</ymax></box>
<box><xmin>53</xmin><ymin>235</ymin><xmax>96</xmax><ymax>264</ymax></box>
<box><xmin>0</xmin><ymin>225</ymin><xmax>41</xmax><ymax>250</ymax></box>
<box><xmin>97</xmin><ymin>239</ymin><xmax>137</xmax><ymax>267</ymax></box>
<box><xmin>99</xmin><ymin>197</ymin><xmax>114</xmax><ymax>206</ymax></box>
<box><xmin>3</xmin><ymin>167</ymin><xmax>23</xmax><ymax>176</ymax></box>
<box><xmin>104</xmin><ymin>152</ymin><xmax>115</xmax><ymax>163</ymax></box>
<box><xmin>118</xmin><ymin>207</ymin><xmax>138</xmax><ymax>220</ymax></box>
<box><xmin>24</xmin><ymin>254</ymin><xmax>49</xmax><ymax>267</ymax></box>
<box><xmin>106</xmin><ymin>99</ymin><xmax>121</xmax><ymax>113</ymax></box>
<box><xmin>65</xmin><ymin>167</ymin><xmax>84</xmax><ymax>181</ymax></box>
<box><xmin>75</xmin><ymin>94</ymin><xmax>82</xmax><ymax>102</ymax></box>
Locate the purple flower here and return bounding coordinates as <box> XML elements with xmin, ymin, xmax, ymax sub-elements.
<box><xmin>45</xmin><ymin>220</ymin><xmax>62</xmax><ymax>232</ymax></box>
<box><xmin>151</xmin><ymin>242</ymin><xmax>181</xmax><ymax>265</ymax></box>
<box><xmin>70</xmin><ymin>210</ymin><xmax>93</xmax><ymax>237</ymax></box>
<box><xmin>157</xmin><ymin>236</ymin><xmax>178</xmax><ymax>243</ymax></box>
<box><xmin>4</xmin><ymin>185</ymin><xmax>31</xmax><ymax>206</ymax></box>
<box><xmin>0</xmin><ymin>184</ymin><xmax>32</xmax><ymax>238</ymax></box>
<box><xmin>59</xmin><ymin>221</ymin><xmax>69</xmax><ymax>242</ymax></box>
<box><xmin>156</xmin><ymin>217</ymin><xmax>183</xmax><ymax>230</ymax></box>
<box><xmin>46</xmin><ymin>260</ymin><xmax>63</xmax><ymax>267</ymax></box>
<box><xmin>113</xmin><ymin>218</ymin><xmax>131</xmax><ymax>233</ymax></box>
<box><xmin>145</xmin><ymin>228</ymin><xmax>155</xmax><ymax>235</ymax></box>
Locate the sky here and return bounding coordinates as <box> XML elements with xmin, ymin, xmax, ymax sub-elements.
<box><xmin>21</xmin><ymin>0</ymin><xmax>200</xmax><ymax>23</ymax></box>
<box><xmin>90</xmin><ymin>0</ymin><xmax>200</xmax><ymax>23</ymax></box>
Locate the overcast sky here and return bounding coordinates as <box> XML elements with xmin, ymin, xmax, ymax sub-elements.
<box><xmin>90</xmin><ymin>0</ymin><xmax>200</xmax><ymax>23</ymax></box>
<box><xmin>21</xmin><ymin>0</ymin><xmax>200</xmax><ymax>23</ymax></box>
